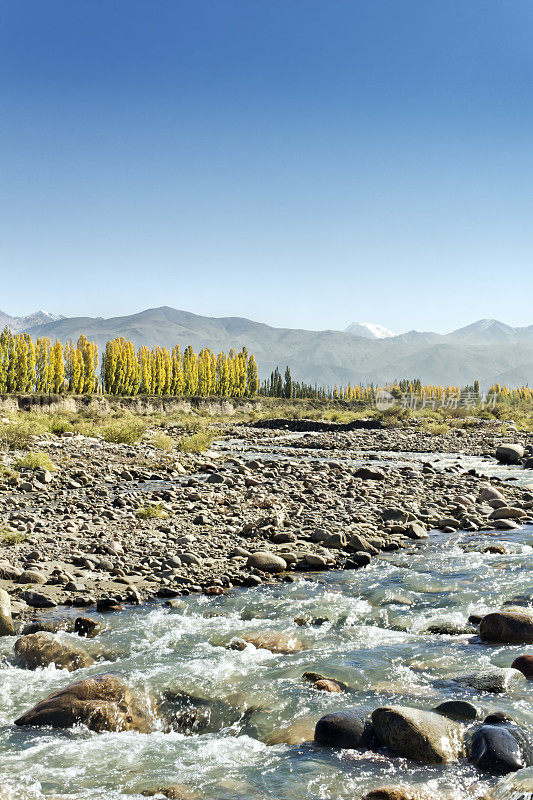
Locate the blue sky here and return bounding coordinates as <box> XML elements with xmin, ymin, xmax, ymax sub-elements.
<box><xmin>1</xmin><ymin>0</ymin><xmax>532</xmax><ymax>333</ymax></box>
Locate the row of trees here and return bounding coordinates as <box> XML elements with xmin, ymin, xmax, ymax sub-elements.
<box><xmin>0</xmin><ymin>327</ymin><xmax>259</xmax><ymax>397</ymax></box>
<box><xmin>101</xmin><ymin>338</ymin><xmax>259</xmax><ymax>396</ymax></box>
<box><xmin>1</xmin><ymin>326</ymin><xmax>530</xmax><ymax>401</ymax></box>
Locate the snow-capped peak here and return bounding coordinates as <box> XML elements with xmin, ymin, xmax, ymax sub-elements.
<box><xmin>344</xmin><ymin>321</ymin><xmax>396</xmax><ymax>339</ymax></box>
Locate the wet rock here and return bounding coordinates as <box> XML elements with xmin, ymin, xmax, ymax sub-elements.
<box><xmin>264</xmin><ymin>717</ymin><xmax>316</xmax><ymax>745</ymax></box>
<box><xmin>362</xmin><ymin>789</ymin><xmax>436</xmax><ymax>800</ymax></box>
<box><xmin>480</xmin><ymin>610</ymin><xmax>533</xmax><ymax>643</ymax></box>
<box><xmin>433</xmin><ymin>700</ymin><xmax>481</xmax><ymax>721</ymax></box>
<box><xmin>314</xmin><ymin>709</ymin><xmax>367</xmax><ymax>748</ymax></box>
<box><xmin>345</xmin><ymin>552</ymin><xmax>372</xmax><ymax>568</ymax></box>
<box><xmin>313</xmin><ymin>679</ymin><xmax>344</xmax><ymax>693</ymax></box>
<box><xmin>371</xmin><ymin>705</ymin><xmax>463</xmax><ymax>764</ymax></box>
<box><xmin>22</xmin><ymin>620</ymin><xmax>71</xmax><ymax>635</ymax></box>
<box><xmin>14</xmin><ymin>674</ymin><xmax>155</xmax><ymax>732</ymax></box>
<box><xmin>0</xmin><ymin>588</ymin><xmax>15</xmax><ymax>636</ymax></box>
<box><xmin>96</xmin><ymin>597</ymin><xmax>125</xmax><ymax>613</ymax></box>
<box><xmin>485</xmin><ymin>766</ymin><xmax>533</xmax><ymax>799</ymax></box>
<box><xmin>74</xmin><ymin>617</ymin><xmax>102</xmax><ymax>638</ymax></box>
<box><xmin>141</xmin><ymin>786</ymin><xmax>197</xmax><ymax>799</ymax></box>
<box><xmin>511</xmin><ymin>655</ymin><xmax>533</xmax><ymax>679</ymax></box>
<box><xmin>246</xmin><ymin>551</ymin><xmax>287</xmax><ymax>573</ymax></box>
<box><xmin>14</xmin><ymin>632</ymin><xmax>95</xmax><ymax>671</ymax></box>
<box><xmin>468</xmin><ymin>723</ymin><xmax>533</xmax><ymax>775</ymax></box>
<box><xmin>231</xmin><ymin>632</ymin><xmax>303</xmax><ymax>653</ymax></box>
<box><xmin>452</xmin><ymin>667</ymin><xmax>525</xmax><ymax>694</ymax></box>
<box><xmin>405</xmin><ymin>523</ymin><xmax>427</xmax><ymax>540</ymax></box>
<box><xmin>495</xmin><ymin>445</ymin><xmax>525</xmax><ymax>465</ymax></box>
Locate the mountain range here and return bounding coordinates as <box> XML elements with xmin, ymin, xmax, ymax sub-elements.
<box><xmin>3</xmin><ymin>307</ymin><xmax>533</xmax><ymax>388</ymax></box>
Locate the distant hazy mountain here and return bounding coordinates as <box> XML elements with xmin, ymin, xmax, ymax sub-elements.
<box><xmin>0</xmin><ymin>309</ymin><xmax>65</xmax><ymax>333</ymax></box>
<box><xmin>344</xmin><ymin>322</ymin><xmax>396</xmax><ymax>339</ymax></box>
<box><xmin>14</xmin><ymin>306</ymin><xmax>532</xmax><ymax>389</ymax></box>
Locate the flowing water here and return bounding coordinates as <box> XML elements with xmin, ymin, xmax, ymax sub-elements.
<box><xmin>0</xmin><ymin>450</ymin><xmax>531</xmax><ymax>800</ymax></box>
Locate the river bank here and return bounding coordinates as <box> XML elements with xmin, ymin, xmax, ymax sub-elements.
<box><xmin>0</xmin><ymin>415</ymin><xmax>532</xmax><ymax>799</ymax></box>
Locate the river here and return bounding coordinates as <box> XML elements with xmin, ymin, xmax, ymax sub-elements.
<box><xmin>0</xmin><ymin>446</ymin><xmax>531</xmax><ymax>800</ymax></box>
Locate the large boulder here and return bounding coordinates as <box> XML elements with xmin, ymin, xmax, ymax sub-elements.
<box><xmin>246</xmin><ymin>552</ymin><xmax>287</xmax><ymax>573</ymax></box>
<box><xmin>371</xmin><ymin>706</ymin><xmax>463</xmax><ymax>764</ymax></box>
<box><xmin>468</xmin><ymin>723</ymin><xmax>533</xmax><ymax>775</ymax></box>
<box><xmin>495</xmin><ymin>444</ymin><xmax>525</xmax><ymax>464</ymax></box>
<box><xmin>14</xmin><ymin>632</ymin><xmax>95</xmax><ymax>671</ymax></box>
<box><xmin>0</xmin><ymin>588</ymin><xmax>14</xmax><ymax>636</ymax></box>
<box><xmin>14</xmin><ymin>674</ymin><xmax>155</xmax><ymax>732</ymax></box>
<box><xmin>314</xmin><ymin>709</ymin><xmax>367</xmax><ymax>748</ymax></box>
<box><xmin>480</xmin><ymin>611</ymin><xmax>533</xmax><ymax>643</ymax></box>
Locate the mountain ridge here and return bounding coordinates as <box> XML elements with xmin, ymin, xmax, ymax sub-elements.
<box><xmin>2</xmin><ymin>306</ymin><xmax>530</xmax><ymax>389</ymax></box>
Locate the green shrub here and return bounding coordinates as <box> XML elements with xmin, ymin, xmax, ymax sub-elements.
<box><xmin>100</xmin><ymin>418</ymin><xmax>147</xmax><ymax>444</ymax></box>
<box><xmin>148</xmin><ymin>432</ymin><xmax>175</xmax><ymax>451</ymax></box>
<box><xmin>0</xmin><ymin>415</ymin><xmax>47</xmax><ymax>450</ymax></box>
<box><xmin>14</xmin><ymin>451</ymin><xmax>57</xmax><ymax>472</ymax></box>
<box><xmin>134</xmin><ymin>502</ymin><xmax>168</xmax><ymax>519</ymax></box>
<box><xmin>0</xmin><ymin>524</ymin><xmax>26</xmax><ymax>545</ymax></box>
<box><xmin>48</xmin><ymin>416</ymin><xmax>74</xmax><ymax>435</ymax></box>
<box><xmin>176</xmin><ymin>431</ymin><xmax>216</xmax><ymax>453</ymax></box>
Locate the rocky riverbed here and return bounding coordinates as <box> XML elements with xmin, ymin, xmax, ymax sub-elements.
<box><xmin>0</xmin><ymin>416</ymin><xmax>532</xmax><ymax>799</ymax></box>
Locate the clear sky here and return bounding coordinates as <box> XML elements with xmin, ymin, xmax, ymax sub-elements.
<box><xmin>1</xmin><ymin>0</ymin><xmax>532</xmax><ymax>333</ymax></box>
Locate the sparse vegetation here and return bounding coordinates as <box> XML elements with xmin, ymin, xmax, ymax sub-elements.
<box><xmin>14</xmin><ymin>451</ymin><xmax>57</xmax><ymax>472</ymax></box>
<box><xmin>100</xmin><ymin>417</ymin><xmax>147</xmax><ymax>444</ymax></box>
<box><xmin>147</xmin><ymin>432</ymin><xmax>174</xmax><ymax>451</ymax></box>
<box><xmin>0</xmin><ymin>524</ymin><xmax>26</xmax><ymax>545</ymax></box>
<box><xmin>176</xmin><ymin>430</ymin><xmax>216</xmax><ymax>453</ymax></box>
<box><xmin>134</xmin><ymin>502</ymin><xmax>169</xmax><ymax>519</ymax></box>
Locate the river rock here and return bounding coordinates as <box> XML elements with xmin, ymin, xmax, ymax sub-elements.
<box><xmin>405</xmin><ymin>523</ymin><xmax>427</xmax><ymax>540</ymax></box>
<box><xmin>232</xmin><ymin>631</ymin><xmax>303</xmax><ymax>653</ymax></box>
<box><xmin>371</xmin><ymin>705</ymin><xmax>463</xmax><ymax>763</ymax></box>
<box><xmin>486</xmin><ymin>766</ymin><xmax>533</xmax><ymax>799</ymax></box>
<box><xmin>480</xmin><ymin>610</ymin><xmax>533</xmax><ymax>643</ymax></box>
<box><xmin>314</xmin><ymin>709</ymin><xmax>367</xmax><ymax>748</ymax></box>
<box><xmin>495</xmin><ymin>445</ymin><xmax>525</xmax><ymax>464</ymax></box>
<box><xmin>0</xmin><ymin>588</ymin><xmax>14</xmax><ymax>636</ymax></box>
<box><xmin>265</xmin><ymin>716</ymin><xmax>316</xmax><ymax>745</ymax></box>
<box><xmin>511</xmin><ymin>655</ymin><xmax>533</xmax><ymax>679</ymax></box>
<box><xmin>348</xmin><ymin>534</ymin><xmax>379</xmax><ymax>555</ymax></box>
<box><xmin>452</xmin><ymin>667</ymin><xmax>525</xmax><ymax>694</ymax></box>
<box><xmin>142</xmin><ymin>786</ymin><xmax>197</xmax><ymax>799</ymax></box>
<box><xmin>246</xmin><ymin>552</ymin><xmax>287</xmax><ymax>573</ymax></box>
<box><xmin>14</xmin><ymin>674</ymin><xmax>155</xmax><ymax>732</ymax></box>
<box><xmin>479</xmin><ymin>486</ymin><xmax>506</xmax><ymax>502</ymax></box>
<box><xmin>14</xmin><ymin>632</ymin><xmax>95</xmax><ymax>671</ymax></box>
<box><xmin>313</xmin><ymin>679</ymin><xmax>344</xmax><ymax>693</ymax></box>
<box><xmin>433</xmin><ymin>700</ymin><xmax>481</xmax><ymax>721</ymax></box>
<box><xmin>489</xmin><ymin>507</ymin><xmax>526</xmax><ymax>520</ymax></box>
<box><xmin>468</xmin><ymin>723</ymin><xmax>533</xmax><ymax>775</ymax></box>
<box><xmin>354</xmin><ymin>467</ymin><xmax>385</xmax><ymax>480</ymax></box>
<box><xmin>362</xmin><ymin>789</ymin><xmax>436</xmax><ymax>800</ymax></box>
<box><xmin>74</xmin><ymin>617</ymin><xmax>102</xmax><ymax>638</ymax></box>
